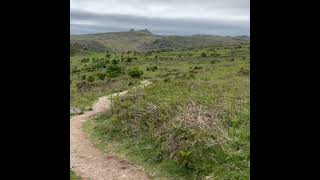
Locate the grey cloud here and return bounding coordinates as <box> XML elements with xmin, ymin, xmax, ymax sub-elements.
<box><xmin>70</xmin><ymin>10</ymin><xmax>249</xmax><ymax>36</ymax></box>
<box><xmin>73</xmin><ymin>0</ymin><xmax>249</xmax><ymax>8</ymax></box>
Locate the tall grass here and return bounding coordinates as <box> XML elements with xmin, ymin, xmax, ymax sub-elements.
<box><xmin>84</xmin><ymin>59</ymin><xmax>249</xmax><ymax>179</ymax></box>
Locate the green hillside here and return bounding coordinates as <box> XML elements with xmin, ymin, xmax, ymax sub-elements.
<box><xmin>70</xmin><ymin>30</ymin><xmax>249</xmax><ymax>54</ymax></box>
<box><xmin>71</xmin><ymin>39</ymin><xmax>250</xmax><ymax>179</ymax></box>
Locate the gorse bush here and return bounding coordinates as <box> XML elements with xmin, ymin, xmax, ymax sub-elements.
<box><xmin>128</xmin><ymin>81</ymin><xmax>134</xmax><ymax>86</ymax></box>
<box><xmin>146</xmin><ymin>66</ymin><xmax>158</xmax><ymax>72</ymax></box>
<box><xmin>126</xmin><ymin>57</ymin><xmax>133</xmax><ymax>62</ymax></box>
<box><xmin>201</xmin><ymin>52</ymin><xmax>207</xmax><ymax>57</ymax></box>
<box><xmin>92</xmin><ymin>60</ymin><xmax>107</xmax><ymax>69</ymax></box>
<box><xmin>106</xmin><ymin>64</ymin><xmax>123</xmax><ymax>77</ymax></box>
<box><xmin>211</xmin><ymin>60</ymin><xmax>220</xmax><ymax>64</ymax></box>
<box><xmin>87</xmin><ymin>75</ymin><xmax>95</xmax><ymax>82</ymax></box>
<box><xmin>96</xmin><ymin>73</ymin><xmax>106</xmax><ymax>80</ymax></box>
<box><xmin>81</xmin><ymin>58</ymin><xmax>90</xmax><ymax>63</ymax></box>
<box><xmin>111</xmin><ymin>59</ymin><xmax>119</xmax><ymax>64</ymax></box>
<box><xmin>128</xmin><ymin>67</ymin><xmax>144</xmax><ymax>78</ymax></box>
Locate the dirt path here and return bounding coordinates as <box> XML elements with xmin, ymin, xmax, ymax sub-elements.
<box><xmin>71</xmin><ymin>80</ymin><xmax>151</xmax><ymax>180</ymax></box>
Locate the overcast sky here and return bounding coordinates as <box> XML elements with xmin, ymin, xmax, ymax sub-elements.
<box><xmin>70</xmin><ymin>0</ymin><xmax>250</xmax><ymax>36</ymax></box>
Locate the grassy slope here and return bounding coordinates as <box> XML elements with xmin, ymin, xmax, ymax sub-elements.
<box><xmin>70</xmin><ymin>45</ymin><xmax>249</xmax><ymax>110</ymax></box>
<box><xmin>70</xmin><ymin>52</ymin><xmax>141</xmax><ymax>110</ymax></box>
<box><xmin>71</xmin><ymin>31</ymin><xmax>157</xmax><ymax>52</ymax></box>
<box><xmin>70</xmin><ymin>30</ymin><xmax>249</xmax><ymax>53</ymax></box>
<box><xmin>71</xmin><ymin>45</ymin><xmax>250</xmax><ymax>179</ymax></box>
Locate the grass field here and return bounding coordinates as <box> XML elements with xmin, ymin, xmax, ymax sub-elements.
<box><xmin>71</xmin><ymin>44</ymin><xmax>250</xmax><ymax>179</ymax></box>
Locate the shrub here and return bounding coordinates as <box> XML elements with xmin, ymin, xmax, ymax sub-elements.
<box><xmin>87</xmin><ymin>75</ymin><xmax>95</xmax><ymax>82</ymax></box>
<box><xmin>163</xmin><ymin>77</ymin><xmax>171</xmax><ymax>82</ymax></box>
<box><xmin>96</xmin><ymin>73</ymin><xmax>106</xmax><ymax>80</ymax></box>
<box><xmin>81</xmin><ymin>58</ymin><xmax>90</xmax><ymax>63</ymax></box>
<box><xmin>71</xmin><ymin>67</ymin><xmax>79</xmax><ymax>73</ymax></box>
<box><xmin>201</xmin><ymin>52</ymin><xmax>207</xmax><ymax>57</ymax></box>
<box><xmin>106</xmin><ymin>65</ymin><xmax>122</xmax><ymax>77</ymax></box>
<box><xmin>211</xmin><ymin>60</ymin><xmax>220</xmax><ymax>64</ymax></box>
<box><xmin>126</xmin><ymin>57</ymin><xmax>133</xmax><ymax>62</ymax></box>
<box><xmin>93</xmin><ymin>60</ymin><xmax>107</xmax><ymax>69</ymax></box>
<box><xmin>128</xmin><ymin>67</ymin><xmax>144</xmax><ymax>78</ymax></box>
<box><xmin>188</xmin><ymin>73</ymin><xmax>195</xmax><ymax>79</ymax></box>
<box><xmin>146</xmin><ymin>66</ymin><xmax>158</xmax><ymax>72</ymax></box>
<box><xmin>111</xmin><ymin>59</ymin><xmax>119</xmax><ymax>64</ymax></box>
<box><xmin>152</xmin><ymin>66</ymin><xmax>158</xmax><ymax>70</ymax></box>
<box><xmin>81</xmin><ymin>75</ymin><xmax>87</xmax><ymax>80</ymax></box>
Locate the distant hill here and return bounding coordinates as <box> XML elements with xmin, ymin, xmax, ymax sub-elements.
<box><xmin>70</xmin><ymin>29</ymin><xmax>249</xmax><ymax>54</ymax></box>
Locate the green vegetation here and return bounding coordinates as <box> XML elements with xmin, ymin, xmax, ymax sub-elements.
<box><xmin>70</xmin><ymin>170</ymin><xmax>81</xmax><ymax>180</ymax></box>
<box><xmin>70</xmin><ymin>30</ymin><xmax>249</xmax><ymax>54</ymax></box>
<box><xmin>71</xmin><ymin>38</ymin><xmax>250</xmax><ymax>179</ymax></box>
<box><xmin>128</xmin><ymin>67</ymin><xmax>144</xmax><ymax>78</ymax></box>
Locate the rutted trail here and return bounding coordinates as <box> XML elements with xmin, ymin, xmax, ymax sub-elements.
<box><xmin>71</xmin><ymin>80</ymin><xmax>151</xmax><ymax>180</ymax></box>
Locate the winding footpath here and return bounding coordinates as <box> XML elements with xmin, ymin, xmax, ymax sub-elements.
<box><xmin>71</xmin><ymin>80</ymin><xmax>151</xmax><ymax>180</ymax></box>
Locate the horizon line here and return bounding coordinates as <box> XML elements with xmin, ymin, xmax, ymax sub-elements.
<box><xmin>70</xmin><ymin>29</ymin><xmax>250</xmax><ymax>37</ymax></box>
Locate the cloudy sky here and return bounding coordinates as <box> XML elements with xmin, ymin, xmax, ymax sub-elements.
<box><xmin>70</xmin><ymin>0</ymin><xmax>250</xmax><ymax>36</ymax></box>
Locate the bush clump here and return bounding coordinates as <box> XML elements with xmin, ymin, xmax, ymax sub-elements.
<box><xmin>126</xmin><ymin>57</ymin><xmax>133</xmax><ymax>62</ymax></box>
<box><xmin>146</xmin><ymin>66</ymin><xmax>158</xmax><ymax>72</ymax></box>
<box><xmin>87</xmin><ymin>75</ymin><xmax>95</xmax><ymax>82</ymax></box>
<box><xmin>128</xmin><ymin>67</ymin><xmax>144</xmax><ymax>78</ymax></box>
<box><xmin>81</xmin><ymin>58</ymin><xmax>90</xmax><ymax>63</ymax></box>
<box><xmin>105</xmin><ymin>53</ymin><xmax>111</xmax><ymax>58</ymax></box>
<box><xmin>111</xmin><ymin>59</ymin><xmax>119</xmax><ymax>64</ymax></box>
<box><xmin>211</xmin><ymin>60</ymin><xmax>220</xmax><ymax>64</ymax></box>
<box><xmin>106</xmin><ymin>65</ymin><xmax>123</xmax><ymax>77</ymax></box>
<box><xmin>96</xmin><ymin>73</ymin><xmax>106</xmax><ymax>80</ymax></box>
<box><xmin>128</xmin><ymin>81</ymin><xmax>134</xmax><ymax>86</ymax></box>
